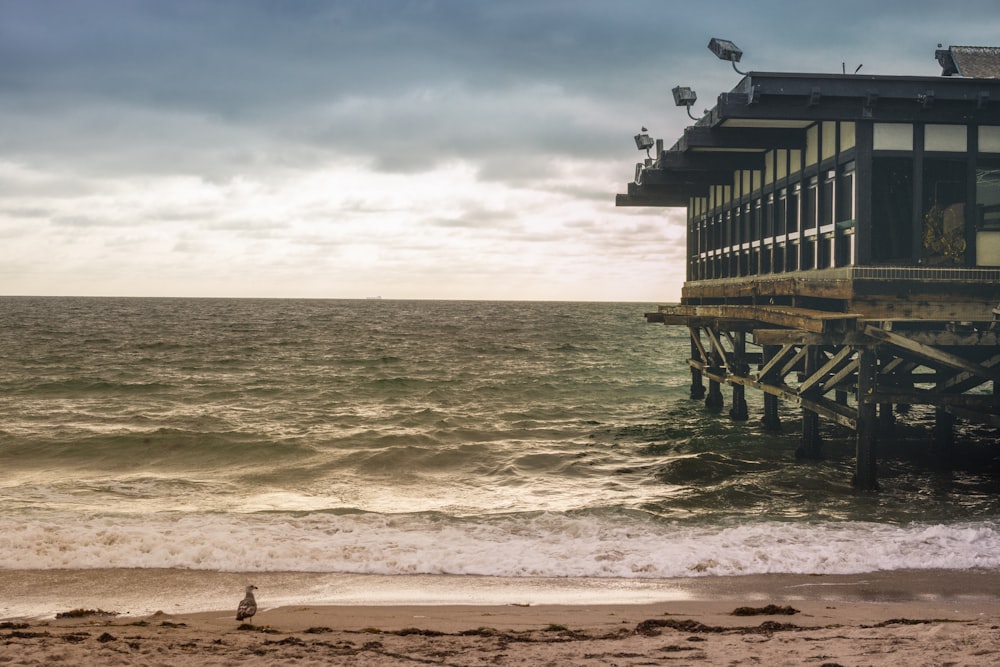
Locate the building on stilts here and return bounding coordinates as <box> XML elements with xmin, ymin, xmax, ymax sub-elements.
<box><xmin>618</xmin><ymin>43</ymin><xmax>1000</xmax><ymax>490</ymax></box>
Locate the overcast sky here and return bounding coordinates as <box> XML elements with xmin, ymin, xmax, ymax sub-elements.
<box><xmin>3</xmin><ymin>0</ymin><xmax>1000</xmax><ymax>301</ymax></box>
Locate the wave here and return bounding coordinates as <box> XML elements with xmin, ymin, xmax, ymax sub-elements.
<box><xmin>3</xmin><ymin>510</ymin><xmax>999</xmax><ymax>577</ymax></box>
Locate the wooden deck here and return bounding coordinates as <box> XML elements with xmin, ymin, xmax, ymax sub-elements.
<box><xmin>649</xmin><ymin>295</ymin><xmax>1000</xmax><ymax>489</ymax></box>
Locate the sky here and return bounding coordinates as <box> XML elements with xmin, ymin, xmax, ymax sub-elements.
<box><xmin>3</xmin><ymin>1</ymin><xmax>1000</xmax><ymax>301</ymax></box>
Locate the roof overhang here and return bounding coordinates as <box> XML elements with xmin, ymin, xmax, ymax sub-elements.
<box><xmin>617</xmin><ymin>70</ymin><xmax>1000</xmax><ymax>209</ymax></box>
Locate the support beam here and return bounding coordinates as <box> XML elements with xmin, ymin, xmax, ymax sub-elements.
<box><xmin>797</xmin><ymin>345</ymin><xmax>822</xmax><ymax>460</ymax></box>
<box><xmin>757</xmin><ymin>343</ymin><xmax>797</xmax><ymax>382</ymax></box>
<box><xmin>854</xmin><ymin>346</ymin><xmax>879</xmax><ymax>490</ymax></box>
<box><xmin>798</xmin><ymin>345</ymin><xmax>855</xmax><ymax>394</ymax></box>
<box><xmin>729</xmin><ymin>331</ymin><xmax>749</xmax><ymax>421</ymax></box>
<box><xmin>863</xmin><ymin>325</ymin><xmax>1000</xmax><ymax>383</ymax></box>
<box><xmin>705</xmin><ymin>335</ymin><xmax>725</xmax><ymax>411</ymax></box>
<box><xmin>760</xmin><ymin>345</ymin><xmax>782</xmax><ymax>431</ymax></box>
<box><xmin>692</xmin><ymin>358</ymin><xmax>858</xmax><ymax>429</ymax></box>
<box><xmin>689</xmin><ymin>332</ymin><xmax>706</xmax><ymax>400</ymax></box>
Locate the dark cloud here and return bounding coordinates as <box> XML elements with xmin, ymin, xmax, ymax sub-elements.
<box><xmin>4</xmin><ymin>1</ymin><xmax>1000</xmax><ymax>299</ymax></box>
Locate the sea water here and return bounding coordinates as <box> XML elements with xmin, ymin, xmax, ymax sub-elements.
<box><xmin>2</xmin><ymin>297</ymin><xmax>999</xmax><ymax>594</ymax></box>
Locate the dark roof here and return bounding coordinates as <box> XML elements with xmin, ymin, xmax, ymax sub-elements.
<box><xmin>936</xmin><ymin>46</ymin><xmax>1000</xmax><ymax>78</ymax></box>
<box><xmin>617</xmin><ymin>62</ymin><xmax>1000</xmax><ymax>208</ymax></box>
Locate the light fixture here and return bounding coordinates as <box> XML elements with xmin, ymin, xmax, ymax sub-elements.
<box><xmin>708</xmin><ymin>37</ymin><xmax>746</xmax><ymax>75</ymax></box>
<box><xmin>634</xmin><ymin>127</ymin><xmax>654</xmax><ymax>157</ymax></box>
<box><xmin>672</xmin><ymin>86</ymin><xmax>698</xmax><ymax>120</ymax></box>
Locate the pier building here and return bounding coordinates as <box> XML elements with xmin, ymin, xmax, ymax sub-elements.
<box><xmin>619</xmin><ymin>44</ymin><xmax>1000</xmax><ymax>489</ymax></box>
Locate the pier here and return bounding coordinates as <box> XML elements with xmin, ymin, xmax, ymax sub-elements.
<box><xmin>619</xmin><ymin>44</ymin><xmax>1000</xmax><ymax>489</ymax></box>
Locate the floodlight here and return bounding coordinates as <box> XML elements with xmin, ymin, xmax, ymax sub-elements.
<box><xmin>672</xmin><ymin>86</ymin><xmax>698</xmax><ymax>119</ymax></box>
<box><xmin>634</xmin><ymin>131</ymin><xmax>654</xmax><ymax>152</ymax></box>
<box><xmin>708</xmin><ymin>37</ymin><xmax>746</xmax><ymax>75</ymax></box>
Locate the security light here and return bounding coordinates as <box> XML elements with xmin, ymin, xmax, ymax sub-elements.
<box><xmin>672</xmin><ymin>86</ymin><xmax>698</xmax><ymax>119</ymax></box>
<box><xmin>634</xmin><ymin>130</ymin><xmax>654</xmax><ymax>152</ymax></box>
<box><xmin>708</xmin><ymin>37</ymin><xmax>746</xmax><ymax>75</ymax></box>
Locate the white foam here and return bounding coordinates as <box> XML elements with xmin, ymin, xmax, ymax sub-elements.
<box><xmin>3</xmin><ymin>511</ymin><xmax>1000</xmax><ymax>577</ymax></box>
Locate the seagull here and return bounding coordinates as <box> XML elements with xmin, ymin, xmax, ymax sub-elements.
<box><xmin>236</xmin><ymin>585</ymin><xmax>258</xmax><ymax>623</ymax></box>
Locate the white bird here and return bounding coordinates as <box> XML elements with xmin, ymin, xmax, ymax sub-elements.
<box><xmin>236</xmin><ymin>585</ymin><xmax>258</xmax><ymax>623</ymax></box>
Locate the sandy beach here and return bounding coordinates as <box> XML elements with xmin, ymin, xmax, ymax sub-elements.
<box><xmin>3</xmin><ymin>569</ymin><xmax>999</xmax><ymax>665</ymax></box>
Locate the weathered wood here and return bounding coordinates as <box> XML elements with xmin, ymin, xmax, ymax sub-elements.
<box><xmin>900</xmin><ymin>330</ymin><xmax>1000</xmax><ymax>347</ymax></box>
<box><xmin>939</xmin><ymin>353</ymin><xmax>1000</xmax><ymax>393</ymax></box>
<box><xmin>866</xmin><ymin>392</ymin><xmax>1000</xmax><ymax>410</ymax></box>
<box><xmin>690</xmin><ymin>358</ymin><xmax>858</xmax><ymax>429</ymax></box>
<box><xmin>689</xmin><ymin>326</ymin><xmax>710</xmax><ymax>365</ymax></box>
<box><xmin>863</xmin><ymin>325</ymin><xmax>1000</xmax><ymax>383</ymax></box>
<box><xmin>798</xmin><ymin>345</ymin><xmax>855</xmax><ymax>395</ymax></box>
<box><xmin>729</xmin><ymin>332</ymin><xmax>749</xmax><ymax>421</ymax></box>
<box><xmin>779</xmin><ymin>345</ymin><xmax>809</xmax><ymax>378</ymax></box>
<box><xmin>703</xmin><ymin>327</ymin><xmax>731</xmax><ymax>371</ymax></box>
<box><xmin>689</xmin><ymin>330</ymin><xmax>706</xmax><ymax>400</ymax></box>
<box><xmin>851</xmin><ymin>298</ymin><xmax>998</xmax><ymax>322</ymax></box>
<box><xmin>660</xmin><ymin>304</ymin><xmax>860</xmax><ymax>334</ymax></box>
<box><xmin>705</xmin><ymin>338</ymin><xmax>725</xmax><ymax>411</ymax></box>
<box><xmin>945</xmin><ymin>404</ymin><xmax>1000</xmax><ymax>428</ymax></box>
<box><xmin>761</xmin><ymin>345</ymin><xmax>782</xmax><ymax>431</ymax></box>
<box><xmin>823</xmin><ymin>356</ymin><xmax>860</xmax><ymax>392</ymax></box>
<box><xmin>798</xmin><ymin>345</ymin><xmax>823</xmax><ymax>460</ymax></box>
<box><xmin>757</xmin><ymin>343</ymin><xmax>796</xmax><ymax>382</ymax></box>
<box><xmin>752</xmin><ymin>329</ymin><xmax>827</xmax><ymax>346</ymax></box>
<box><xmin>854</xmin><ymin>347</ymin><xmax>879</xmax><ymax>491</ymax></box>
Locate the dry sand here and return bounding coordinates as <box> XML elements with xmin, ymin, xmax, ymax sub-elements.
<box><xmin>3</xmin><ymin>569</ymin><xmax>1000</xmax><ymax>665</ymax></box>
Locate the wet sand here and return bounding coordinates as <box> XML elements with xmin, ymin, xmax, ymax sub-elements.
<box><xmin>2</xmin><ymin>569</ymin><xmax>999</xmax><ymax>665</ymax></box>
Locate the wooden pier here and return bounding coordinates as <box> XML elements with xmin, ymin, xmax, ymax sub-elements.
<box><xmin>620</xmin><ymin>45</ymin><xmax>1000</xmax><ymax>488</ymax></box>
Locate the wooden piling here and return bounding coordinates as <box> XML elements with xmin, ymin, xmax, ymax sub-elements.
<box><xmin>760</xmin><ymin>345</ymin><xmax>782</xmax><ymax>431</ymax></box>
<box><xmin>796</xmin><ymin>344</ymin><xmax>822</xmax><ymax>460</ymax></box>
<box><xmin>729</xmin><ymin>332</ymin><xmax>749</xmax><ymax>421</ymax></box>
<box><xmin>854</xmin><ymin>346</ymin><xmax>879</xmax><ymax>491</ymax></box>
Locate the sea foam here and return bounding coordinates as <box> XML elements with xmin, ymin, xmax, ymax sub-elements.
<box><xmin>3</xmin><ymin>511</ymin><xmax>1000</xmax><ymax>577</ymax></box>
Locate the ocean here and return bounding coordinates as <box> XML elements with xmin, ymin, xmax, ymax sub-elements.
<box><xmin>2</xmin><ymin>297</ymin><xmax>1000</xmax><ymax>615</ymax></box>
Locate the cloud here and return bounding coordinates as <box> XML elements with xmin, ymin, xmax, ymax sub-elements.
<box><xmin>3</xmin><ymin>1</ymin><xmax>1000</xmax><ymax>300</ymax></box>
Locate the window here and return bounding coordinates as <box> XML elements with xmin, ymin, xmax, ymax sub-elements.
<box><xmin>764</xmin><ymin>194</ymin><xmax>774</xmax><ymax>238</ymax></box>
<box><xmin>801</xmin><ymin>239</ymin><xmax>815</xmax><ymax>269</ymax></box>
<box><xmin>775</xmin><ymin>189</ymin><xmax>787</xmax><ymax>235</ymax></box>
<box><xmin>975</xmin><ymin>160</ymin><xmax>1000</xmax><ymax>231</ymax></box>
<box><xmin>743</xmin><ymin>203</ymin><xmax>752</xmax><ymax>244</ymax></box>
<box><xmin>753</xmin><ymin>199</ymin><xmax>762</xmax><ymax>241</ymax></box>
<box><xmin>838</xmin><ymin>163</ymin><xmax>856</xmax><ymax>223</ymax></box>
<box><xmin>871</xmin><ymin>157</ymin><xmax>914</xmax><ymax>262</ymax></box>
<box><xmin>821</xmin><ymin>170</ymin><xmax>835</xmax><ymax>228</ymax></box>
<box><xmin>803</xmin><ymin>177</ymin><xmax>818</xmax><ymax>231</ymax></box>
<box><xmin>922</xmin><ymin>158</ymin><xmax>968</xmax><ymax>266</ymax></box>
<box><xmin>787</xmin><ymin>185</ymin><xmax>800</xmax><ymax>233</ymax></box>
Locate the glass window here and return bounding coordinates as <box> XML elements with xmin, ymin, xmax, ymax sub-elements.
<box><xmin>838</xmin><ymin>163</ymin><xmax>856</xmax><ymax>222</ymax></box>
<box><xmin>803</xmin><ymin>177</ymin><xmax>818</xmax><ymax>231</ymax></box>
<box><xmin>775</xmin><ymin>189</ymin><xmax>787</xmax><ymax>235</ymax></box>
<box><xmin>925</xmin><ymin>125</ymin><xmax>967</xmax><ymax>152</ymax></box>
<box><xmin>743</xmin><ymin>203</ymin><xmax>752</xmax><ymax>243</ymax></box>
<box><xmin>822</xmin><ymin>121</ymin><xmax>837</xmax><ymax>160</ymax></box>
<box><xmin>980</xmin><ymin>126</ymin><xmax>1000</xmax><ymax>153</ymax></box>
<box><xmin>922</xmin><ymin>158</ymin><xmax>968</xmax><ymax>265</ymax></box>
<box><xmin>806</xmin><ymin>125</ymin><xmax>819</xmax><ymax>166</ymax></box>
<box><xmin>976</xmin><ymin>160</ymin><xmax>1000</xmax><ymax>231</ymax></box>
<box><xmin>871</xmin><ymin>157</ymin><xmax>913</xmax><ymax>262</ymax></box>
<box><xmin>776</xmin><ymin>150</ymin><xmax>788</xmax><ymax>180</ymax></box>
<box><xmin>787</xmin><ymin>185</ymin><xmax>800</xmax><ymax>233</ymax></box>
<box><xmin>821</xmin><ymin>170</ymin><xmax>835</xmax><ymax>227</ymax></box>
<box><xmin>764</xmin><ymin>194</ymin><xmax>774</xmax><ymax>238</ymax></box>
<box><xmin>840</xmin><ymin>122</ymin><xmax>856</xmax><ymax>151</ymax></box>
<box><xmin>789</xmin><ymin>150</ymin><xmax>802</xmax><ymax>176</ymax></box>
<box><xmin>874</xmin><ymin>123</ymin><xmax>913</xmax><ymax>151</ymax></box>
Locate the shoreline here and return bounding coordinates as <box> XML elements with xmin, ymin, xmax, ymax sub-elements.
<box><xmin>3</xmin><ymin>568</ymin><xmax>1000</xmax><ymax>620</ymax></box>
<box><xmin>3</xmin><ymin>569</ymin><xmax>1000</xmax><ymax>665</ymax></box>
